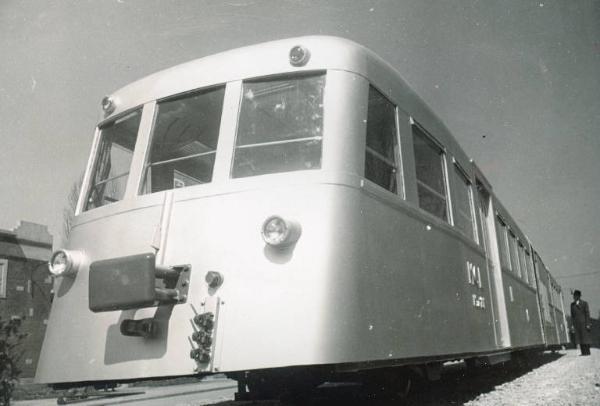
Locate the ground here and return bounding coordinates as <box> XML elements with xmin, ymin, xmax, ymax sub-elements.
<box><xmin>463</xmin><ymin>348</ymin><xmax>600</xmax><ymax>406</ymax></box>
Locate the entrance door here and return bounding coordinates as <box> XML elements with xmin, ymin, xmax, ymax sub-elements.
<box><xmin>477</xmin><ymin>181</ymin><xmax>511</xmax><ymax>348</ymax></box>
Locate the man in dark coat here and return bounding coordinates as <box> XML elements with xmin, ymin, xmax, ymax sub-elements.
<box><xmin>570</xmin><ymin>290</ymin><xmax>592</xmax><ymax>355</ymax></box>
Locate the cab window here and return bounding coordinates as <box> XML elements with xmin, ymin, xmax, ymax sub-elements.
<box><xmin>232</xmin><ymin>73</ymin><xmax>325</xmax><ymax>178</ymax></box>
<box><xmin>141</xmin><ymin>85</ymin><xmax>225</xmax><ymax>194</ymax></box>
<box><xmin>85</xmin><ymin>110</ymin><xmax>141</xmax><ymax>210</ymax></box>
<box><xmin>364</xmin><ymin>86</ymin><xmax>401</xmax><ymax>194</ymax></box>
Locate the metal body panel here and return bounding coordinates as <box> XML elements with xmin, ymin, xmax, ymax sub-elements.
<box><xmin>316</xmin><ymin>184</ymin><xmax>497</xmax><ymax>365</ymax></box>
<box><xmin>502</xmin><ymin>271</ymin><xmax>544</xmax><ymax>347</ymax></box>
<box><xmin>39</xmin><ymin>179</ymin><xmax>503</xmax><ymax>382</ymax></box>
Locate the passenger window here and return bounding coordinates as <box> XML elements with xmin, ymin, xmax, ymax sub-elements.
<box><xmin>364</xmin><ymin>86</ymin><xmax>401</xmax><ymax>194</ymax></box>
<box><xmin>412</xmin><ymin>124</ymin><xmax>448</xmax><ymax>221</ymax></box>
<box><xmin>526</xmin><ymin>251</ymin><xmax>535</xmax><ymax>288</ymax></box>
<box><xmin>231</xmin><ymin>73</ymin><xmax>325</xmax><ymax>178</ymax></box>
<box><xmin>495</xmin><ymin>217</ymin><xmax>511</xmax><ymax>270</ymax></box>
<box><xmin>508</xmin><ymin>232</ymin><xmax>521</xmax><ymax>277</ymax></box>
<box><xmin>85</xmin><ymin>110</ymin><xmax>141</xmax><ymax>211</ymax></box>
<box><xmin>518</xmin><ymin>243</ymin><xmax>528</xmax><ymax>283</ymax></box>
<box><xmin>539</xmin><ymin>279</ymin><xmax>552</xmax><ymax>322</ymax></box>
<box><xmin>141</xmin><ymin>85</ymin><xmax>225</xmax><ymax>194</ymax></box>
<box><xmin>452</xmin><ymin>165</ymin><xmax>475</xmax><ymax>240</ymax></box>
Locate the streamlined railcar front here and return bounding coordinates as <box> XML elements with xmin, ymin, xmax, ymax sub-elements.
<box><xmin>36</xmin><ymin>37</ymin><xmax>377</xmax><ymax>385</ymax></box>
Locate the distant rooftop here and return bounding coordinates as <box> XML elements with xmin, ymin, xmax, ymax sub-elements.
<box><xmin>0</xmin><ymin>221</ymin><xmax>53</xmax><ymax>261</ymax></box>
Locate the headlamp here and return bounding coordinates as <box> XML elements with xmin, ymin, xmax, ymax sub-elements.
<box><xmin>261</xmin><ymin>215</ymin><xmax>302</xmax><ymax>248</ymax></box>
<box><xmin>48</xmin><ymin>249</ymin><xmax>83</xmax><ymax>277</ymax></box>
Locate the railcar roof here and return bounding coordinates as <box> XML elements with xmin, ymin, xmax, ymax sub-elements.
<box><xmin>103</xmin><ymin>36</ymin><xmax>463</xmax><ymax>166</ymax></box>
<box><xmin>104</xmin><ymin>36</ymin><xmax>373</xmax><ymax>118</ymax></box>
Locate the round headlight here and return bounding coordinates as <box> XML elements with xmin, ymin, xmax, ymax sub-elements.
<box><xmin>289</xmin><ymin>45</ymin><xmax>310</xmax><ymax>67</ymax></box>
<box><xmin>48</xmin><ymin>249</ymin><xmax>82</xmax><ymax>277</ymax></box>
<box><xmin>261</xmin><ymin>216</ymin><xmax>302</xmax><ymax>248</ymax></box>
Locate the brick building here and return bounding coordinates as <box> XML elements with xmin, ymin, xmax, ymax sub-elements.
<box><xmin>0</xmin><ymin>221</ymin><xmax>53</xmax><ymax>378</ymax></box>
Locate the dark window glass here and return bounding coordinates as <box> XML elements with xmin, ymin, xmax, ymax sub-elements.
<box><xmin>453</xmin><ymin>166</ymin><xmax>475</xmax><ymax>240</ymax></box>
<box><xmin>85</xmin><ymin>110</ymin><xmax>141</xmax><ymax>211</ymax></box>
<box><xmin>508</xmin><ymin>232</ymin><xmax>521</xmax><ymax>277</ymax></box>
<box><xmin>518</xmin><ymin>244</ymin><xmax>528</xmax><ymax>283</ymax></box>
<box><xmin>364</xmin><ymin>86</ymin><xmax>400</xmax><ymax>193</ymax></box>
<box><xmin>412</xmin><ymin>125</ymin><xmax>448</xmax><ymax>221</ymax></box>
<box><xmin>141</xmin><ymin>86</ymin><xmax>225</xmax><ymax>194</ymax></box>
<box><xmin>526</xmin><ymin>251</ymin><xmax>536</xmax><ymax>288</ymax></box>
<box><xmin>232</xmin><ymin>74</ymin><xmax>325</xmax><ymax>178</ymax></box>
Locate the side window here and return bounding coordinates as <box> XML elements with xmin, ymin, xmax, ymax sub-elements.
<box><xmin>539</xmin><ymin>278</ymin><xmax>552</xmax><ymax>323</ymax></box>
<box><xmin>85</xmin><ymin>110</ymin><xmax>142</xmax><ymax>210</ymax></box>
<box><xmin>412</xmin><ymin>124</ymin><xmax>448</xmax><ymax>221</ymax></box>
<box><xmin>526</xmin><ymin>251</ymin><xmax>535</xmax><ymax>288</ymax></box>
<box><xmin>141</xmin><ymin>85</ymin><xmax>225</xmax><ymax>194</ymax></box>
<box><xmin>231</xmin><ymin>73</ymin><xmax>325</xmax><ymax>178</ymax></box>
<box><xmin>364</xmin><ymin>86</ymin><xmax>401</xmax><ymax>194</ymax></box>
<box><xmin>518</xmin><ymin>243</ymin><xmax>528</xmax><ymax>284</ymax></box>
<box><xmin>452</xmin><ymin>164</ymin><xmax>476</xmax><ymax>240</ymax></box>
<box><xmin>495</xmin><ymin>217</ymin><xmax>511</xmax><ymax>270</ymax></box>
<box><xmin>508</xmin><ymin>231</ymin><xmax>521</xmax><ymax>277</ymax></box>
<box><xmin>0</xmin><ymin>259</ymin><xmax>7</xmax><ymax>299</ymax></box>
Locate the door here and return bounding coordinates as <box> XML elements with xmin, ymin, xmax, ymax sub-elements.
<box><xmin>477</xmin><ymin>181</ymin><xmax>511</xmax><ymax>348</ymax></box>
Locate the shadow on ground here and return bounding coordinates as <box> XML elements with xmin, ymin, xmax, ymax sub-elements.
<box><xmin>213</xmin><ymin>351</ymin><xmax>564</xmax><ymax>406</ymax></box>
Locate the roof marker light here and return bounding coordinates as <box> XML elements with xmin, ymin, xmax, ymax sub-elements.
<box><xmin>101</xmin><ymin>96</ymin><xmax>116</xmax><ymax>115</ymax></box>
<box><xmin>289</xmin><ymin>45</ymin><xmax>310</xmax><ymax>67</ymax></box>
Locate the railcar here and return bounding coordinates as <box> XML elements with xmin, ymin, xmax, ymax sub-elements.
<box><xmin>37</xmin><ymin>36</ymin><xmax>568</xmax><ymax>397</ymax></box>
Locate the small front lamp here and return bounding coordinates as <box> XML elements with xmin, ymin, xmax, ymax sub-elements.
<box><xmin>261</xmin><ymin>215</ymin><xmax>302</xmax><ymax>248</ymax></box>
<box><xmin>48</xmin><ymin>249</ymin><xmax>83</xmax><ymax>277</ymax></box>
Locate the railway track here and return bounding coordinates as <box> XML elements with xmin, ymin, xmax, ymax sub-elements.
<box><xmin>211</xmin><ymin>351</ymin><xmax>564</xmax><ymax>406</ymax></box>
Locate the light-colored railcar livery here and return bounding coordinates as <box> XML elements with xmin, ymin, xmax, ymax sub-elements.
<box><xmin>37</xmin><ymin>36</ymin><xmax>568</xmax><ymax>397</ymax></box>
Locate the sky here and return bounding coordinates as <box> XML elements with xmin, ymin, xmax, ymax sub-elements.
<box><xmin>1</xmin><ymin>0</ymin><xmax>599</xmax><ymax>313</ymax></box>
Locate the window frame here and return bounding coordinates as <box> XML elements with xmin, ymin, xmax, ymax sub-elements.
<box><xmin>230</xmin><ymin>71</ymin><xmax>326</xmax><ymax>179</ymax></box>
<box><xmin>363</xmin><ymin>85</ymin><xmax>403</xmax><ymax>196</ymax></box>
<box><xmin>525</xmin><ymin>250</ymin><xmax>536</xmax><ymax>288</ymax></box>
<box><xmin>83</xmin><ymin>108</ymin><xmax>143</xmax><ymax>211</ymax></box>
<box><xmin>0</xmin><ymin>259</ymin><xmax>7</xmax><ymax>299</ymax></box>
<box><xmin>517</xmin><ymin>242</ymin><xmax>528</xmax><ymax>284</ymax></box>
<box><xmin>451</xmin><ymin>159</ymin><xmax>477</xmax><ymax>242</ymax></box>
<box><xmin>140</xmin><ymin>84</ymin><xmax>227</xmax><ymax>195</ymax></box>
<box><xmin>410</xmin><ymin>118</ymin><xmax>451</xmax><ymax>223</ymax></box>
<box><xmin>508</xmin><ymin>230</ymin><xmax>521</xmax><ymax>277</ymax></box>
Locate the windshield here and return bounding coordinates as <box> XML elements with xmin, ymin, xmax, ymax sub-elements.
<box><xmin>231</xmin><ymin>73</ymin><xmax>325</xmax><ymax>178</ymax></box>
<box><xmin>141</xmin><ymin>85</ymin><xmax>225</xmax><ymax>194</ymax></box>
<box><xmin>84</xmin><ymin>110</ymin><xmax>141</xmax><ymax>211</ymax></box>
<box><xmin>83</xmin><ymin>73</ymin><xmax>327</xmax><ymax>211</ymax></box>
